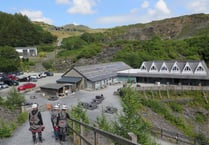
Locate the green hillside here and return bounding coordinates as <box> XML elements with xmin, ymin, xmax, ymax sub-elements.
<box><xmin>48</xmin><ymin>13</ymin><xmax>209</xmax><ymax>71</ymax></box>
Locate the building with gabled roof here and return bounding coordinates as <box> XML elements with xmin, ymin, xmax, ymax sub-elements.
<box><xmin>15</xmin><ymin>47</ymin><xmax>37</xmax><ymax>58</ymax></box>
<box><xmin>117</xmin><ymin>60</ymin><xmax>209</xmax><ymax>86</ymax></box>
<box><xmin>56</xmin><ymin>61</ymin><xmax>132</xmax><ymax>90</ymax></box>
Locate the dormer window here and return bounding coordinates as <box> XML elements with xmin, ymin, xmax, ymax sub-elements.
<box><xmin>151</xmin><ymin>66</ymin><xmax>156</xmax><ymax>70</ymax></box>
<box><xmin>172</xmin><ymin>66</ymin><xmax>179</xmax><ymax>71</ymax></box>
<box><xmin>161</xmin><ymin>66</ymin><xmax>167</xmax><ymax>71</ymax></box>
<box><xmin>149</xmin><ymin>63</ymin><xmax>158</xmax><ymax>73</ymax></box>
<box><xmin>196</xmin><ymin>66</ymin><xmax>204</xmax><ymax>72</ymax></box>
<box><xmin>182</xmin><ymin>63</ymin><xmax>193</xmax><ymax>74</ymax></box>
<box><xmin>194</xmin><ymin>63</ymin><xmax>206</xmax><ymax>75</ymax></box>
<box><xmin>141</xmin><ymin>65</ymin><xmax>146</xmax><ymax>70</ymax></box>
<box><xmin>184</xmin><ymin>66</ymin><xmax>191</xmax><ymax>71</ymax></box>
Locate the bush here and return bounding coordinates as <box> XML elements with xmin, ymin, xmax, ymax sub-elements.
<box><xmin>17</xmin><ymin>112</ymin><xmax>28</xmax><ymax>125</ymax></box>
<box><xmin>0</xmin><ymin>120</ymin><xmax>13</xmax><ymax>137</ymax></box>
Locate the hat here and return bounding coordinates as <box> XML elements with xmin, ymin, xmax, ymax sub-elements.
<box><xmin>62</xmin><ymin>104</ymin><xmax>68</xmax><ymax>110</ymax></box>
<box><xmin>32</xmin><ymin>103</ymin><xmax>38</xmax><ymax>109</ymax></box>
<box><xmin>54</xmin><ymin>105</ymin><xmax>59</xmax><ymax>109</ymax></box>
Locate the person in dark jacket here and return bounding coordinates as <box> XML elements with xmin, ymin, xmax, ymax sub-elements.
<box><xmin>56</xmin><ymin>104</ymin><xmax>70</xmax><ymax>143</ymax></box>
<box><xmin>51</xmin><ymin>104</ymin><xmax>60</xmax><ymax>140</ymax></box>
<box><xmin>29</xmin><ymin>103</ymin><xmax>44</xmax><ymax>144</ymax></box>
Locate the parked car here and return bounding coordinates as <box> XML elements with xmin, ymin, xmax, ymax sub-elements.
<box><xmin>6</xmin><ymin>74</ymin><xmax>18</xmax><ymax>81</ymax></box>
<box><xmin>17</xmin><ymin>82</ymin><xmax>36</xmax><ymax>91</ymax></box>
<box><xmin>29</xmin><ymin>74</ymin><xmax>40</xmax><ymax>79</ymax></box>
<box><xmin>44</xmin><ymin>71</ymin><xmax>54</xmax><ymax>76</ymax></box>
<box><xmin>18</xmin><ymin>76</ymin><xmax>30</xmax><ymax>82</ymax></box>
<box><xmin>38</xmin><ymin>72</ymin><xmax>47</xmax><ymax>78</ymax></box>
<box><xmin>0</xmin><ymin>83</ymin><xmax>9</xmax><ymax>89</ymax></box>
<box><xmin>3</xmin><ymin>78</ymin><xmax>19</xmax><ymax>86</ymax></box>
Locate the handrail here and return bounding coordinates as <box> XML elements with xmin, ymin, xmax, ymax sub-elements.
<box><xmin>68</xmin><ymin>117</ymin><xmax>141</xmax><ymax>145</ymax></box>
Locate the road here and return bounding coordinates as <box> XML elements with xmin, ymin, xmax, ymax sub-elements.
<box><xmin>0</xmin><ymin>73</ymin><xmax>175</xmax><ymax>145</ymax></box>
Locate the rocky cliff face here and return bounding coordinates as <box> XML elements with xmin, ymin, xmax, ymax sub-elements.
<box><xmin>119</xmin><ymin>13</ymin><xmax>209</xmax><ymax>40</ymax></box>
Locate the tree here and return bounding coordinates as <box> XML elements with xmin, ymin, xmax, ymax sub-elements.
<box><xmin>5</xmin><ymin>87</ymin><xmax>25</xmax><ymax>110</ymax></box>
<box><xmin>113</xmin><ymin>87</ymin><xmax>156</xmax><ymax>145</ymax></box>
<box><xmin>0</xmin><ymin>46</ymin><xmax>20</xmax><ymax>72</ymax></box>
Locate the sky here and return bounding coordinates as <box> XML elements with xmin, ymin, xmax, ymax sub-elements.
<box><xmin>0</xmin><ymin>0</ymin><xmax>209</xmax><ymax>29</ymax></box>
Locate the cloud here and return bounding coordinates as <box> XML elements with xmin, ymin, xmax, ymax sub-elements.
<box><xmin>147</xmin><ymin>0</ymin><xmax>171</xmax><ymax>19</ymax></box>
<box><xmin>155</xmin><ymin>0</ymin><xmax>170</xmax><ymax>14</ymax></box>
<box><xmin>20</xmin><ymin>10</ymin><xmax>53</xmax><ymax>24</ymax></box>
<box><xmin>67</xmin><ymin>0</ymin><xmax>96</xmax><ymax>14</ymax></box>
<box><xmin>56</xmin><ymin>0</ymin><xmax>69</xmax><ymax>4</ymax></box>
<box><xmin>141</xmin><ymin>1</ymin><xmax>149</xmax><ymax>8</ymax></box>
<box><xmin>187</xmin><ymin>0</ymin><xmax>209</xmax><ymax>13</ymax></box>
<box><xmin>96</xmin><ymin>0</ymin><xmax>171</xmax><ymax>27</ymax></box>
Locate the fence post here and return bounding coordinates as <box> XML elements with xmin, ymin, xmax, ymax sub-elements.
<box><xmin>128</xmin><ymin>132</ymin><xmax>137</xmax><ymax>143</ymax></box>
<box><xmin>80</xmin><ymin>119</ymin><xmax>84</xmax><ymax>145</ymax></box>
<box><xmin>161</xmin><ymin>128</ymin><xmax>163</xmax><ymax>139</ymax></box>
<box><xmin>73</xmin><ymin>121</ymin><xmax>76</xmax><ymax>144</ymax></box>
<box><xmin>176</xmin><ymin>133</ymin><xmax>179</xmax><ymax>144</ymax></box>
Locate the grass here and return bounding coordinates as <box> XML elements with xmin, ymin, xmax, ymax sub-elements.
<box><xmin>137</xmin><ymin>89</ymin><xmax>209</xmax><ymax>138</ymax></box>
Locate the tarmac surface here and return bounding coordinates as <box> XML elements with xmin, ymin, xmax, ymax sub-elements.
<box><xmin>0</xmin><ymin>73</ymin><xmax>175</xmax><ymax>145</ymax></box>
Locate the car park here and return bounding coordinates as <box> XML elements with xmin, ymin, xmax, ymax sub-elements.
<box><xmin>17</xmin><ymin>82</ymin><xmax>36</xmax><ymax>91</ymax></box>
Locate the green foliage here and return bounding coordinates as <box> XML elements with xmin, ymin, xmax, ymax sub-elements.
<box><xmin>38</xmin><ymin>44</ymin><xmax>55</xmax><ymax>52</ymax></box>
<box><xmin>42</xmin><ymin>59</ymin><xmax>54</xmax><ymax>70</ymax></box>
<box><xmin>62</xmin><ymin>36</ymin><xmax>87</xmax><ymax>50</ymax></box>
<box><xmin>141</xmin><ymin>98</ymin><xmax>193</xmax><ymax>136</ymax></box>
<box><xmin>168</xmin><ymin>102</ymin><xmax>183</xmax><ymax>113</ymax></box>
<box><xmin>0</xmin><ymin>46</ymin><xmax>20</xmax><ymax>72</ymax></box>
<box><xmin>20</xmin><ymin>58</ymin><xmax>35</xmax><ymax>72</ymax></box>
<box><xmin>69</xmin><ymin>103</ymin><xmax>89</xmax><ymax>124</ymax></box>
<box><xmin>96</xmin><ymin>111</ymin><xmax>113</xmax><ymax>132</ymax></box>
<box><xmin>77</xmin><ymin>43</ymin><xmax>101</xmax><ymax>59</ymax></box>
<box><xmin>69</xmin><ymin>103</ymin><xmax>89</xmax><ymax>136</ymax></box>
<box><xmin>0</xmin><ymin>120</ymin><xmax>13</xmax><ymax>137</ymax></box>
<box><xmin>17</xmin><ymin>112</ymin><xmax>28</xmax><ymax>125</ymax></box>
<box><xmin>0</xmin><ymin>12</ymin><xmax>56</xmax><ymax>47</ymax></box>
<box><xmin>80</xmin><ymin>32</ymin><xmax>106</xmax><ymax>43</ymax></box>
<box><xmin>114</xmin><ymin>87</ymin><xmax>156</xmax><ymax>145</ymax></box>
<box><xmin>194</xmin><ymin>112</ymin><xmax>208</xmax><ymax>123</ymax></box>
<box><xmin>5</xmin><ymin>87</ymin><xmax>25</xmax><ymax>110</ymax></box>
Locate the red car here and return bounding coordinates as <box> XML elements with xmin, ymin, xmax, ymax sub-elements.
<box><xmin>17</xmin><ymin>83</ymin><xmax>36</xmax><ymax>91</ymax></box>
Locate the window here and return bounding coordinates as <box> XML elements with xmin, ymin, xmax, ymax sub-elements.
<box><xmin>161</xmin><ymin>66</ymin><xmax>167</xmax><ymax>71</ymax></box>
<box><xmin>184</xmin><ymin>66</ymin><xmax>191</xmax><ymax>71</ymax></box>
<box><xmin>151</xmin><ymin>66</ymin><xmax>156</xmax><ymax>70</ymax></box>
<box><xmin>196</xmin><ymin>66</ymin><xmax>204</xmax><ymax>72</ymax></box>
<box><xmin>172</xmin><ymin>66</ymin><xmax>179</xmax><ymax>71</ymax></box>
<box><xmin>141</xmin><ymin>65</ymin><xmax>146</xmax><ymax>70</ymax></box>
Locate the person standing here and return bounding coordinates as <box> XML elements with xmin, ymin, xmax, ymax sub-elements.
<box><xmin>51</xmin><ymin>104</ymin><xmax>60</xmax><ymax>140</ymax></box>
<box><xmin>56</xmin><ymin>104</ymin><xmax>70</xmax><ymax>143</ymax></box>
<box><xmin>29</xmin><ymin>103</ymin><xmax>44</xmax><ymax>144</ymax></box>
